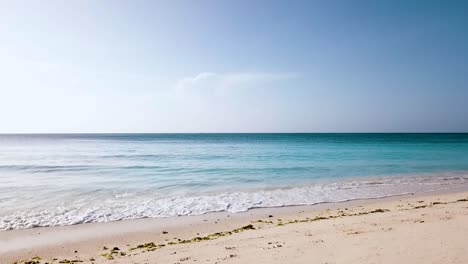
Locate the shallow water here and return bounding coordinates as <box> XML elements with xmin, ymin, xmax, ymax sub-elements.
<box><xmin>1</xmin><ymin>133</ymin><xmax>468</xmax><ymax>230</ymax></box>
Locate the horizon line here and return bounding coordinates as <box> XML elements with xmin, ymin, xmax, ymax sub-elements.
<box><xmin>0</xmin><ymin>132</ymin><xmax>467</xmax><ymax>135</ymax></box>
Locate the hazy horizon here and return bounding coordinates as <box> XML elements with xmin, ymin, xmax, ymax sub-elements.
<box><xmin>1</xmin><ymin>132</ymin><xmax>468</xmax><ymax>135</ymax></box>
<box><xmin>1</xmin><ymin>0</ymin><xmax>467</xmax><ymax>133</ymax></box>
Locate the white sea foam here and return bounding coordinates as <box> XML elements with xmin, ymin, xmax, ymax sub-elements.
<box><xmin>1</xmin><ymin>173</ymin><xmax>468</xmax><ymax>231</ymax></box>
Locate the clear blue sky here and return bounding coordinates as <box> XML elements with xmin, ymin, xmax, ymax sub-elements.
<box><xmin>1</xmin><ymin>0</ymin><xmax>467</xmax><ymax>133</ymax></box>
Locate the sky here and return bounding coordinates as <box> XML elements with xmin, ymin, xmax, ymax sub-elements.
<box><xmin>0</xmin><ymin>0</ymin><xmax>467</xmax><ymax>133</ymax></box>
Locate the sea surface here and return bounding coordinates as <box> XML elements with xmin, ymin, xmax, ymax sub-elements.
<box><xmin>1</xmin><ymin>133</ymin><xmax>468</xmax><ymax>230</ymax></box>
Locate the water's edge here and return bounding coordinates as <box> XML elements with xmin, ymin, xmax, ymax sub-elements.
<box><xmin>2</xmin><ymin>171</ymin><xmax>468</xmax><ymax>231</ymax></box>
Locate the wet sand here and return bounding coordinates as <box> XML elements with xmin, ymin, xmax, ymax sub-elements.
<box><xmin>2</xmin><ymin>189</ymin><xmax>468</xmax><ymax>264</ymax></box>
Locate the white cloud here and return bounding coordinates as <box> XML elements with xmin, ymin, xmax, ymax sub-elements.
<box><xmin>175</xmin><ymin>72</ymin><xmax>297</xmax><ymax>93</ymax></box>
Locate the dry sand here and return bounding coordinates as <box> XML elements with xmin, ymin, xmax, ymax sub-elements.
<box><xmin>2</xmin><ymin>189</ymin><xmax>468</xmax><ymax>264</ymax></box>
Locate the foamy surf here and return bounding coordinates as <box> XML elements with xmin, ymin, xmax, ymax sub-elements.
<box><xmin>2</xmin><ymin>173</ymin><xmax>468</xmax><ymax>231</ymax></box>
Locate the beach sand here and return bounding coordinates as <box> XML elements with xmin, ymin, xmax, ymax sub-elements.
<box><xmin>2</xmin><ymin>189</ymin><xmax>468</xmax><ymax>264</ymax></box>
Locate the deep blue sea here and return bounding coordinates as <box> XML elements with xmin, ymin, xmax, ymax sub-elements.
<box><xmin>1</xmin><ymin>133</ymin><xmax>468</xmax><ymax>230</ymax></box>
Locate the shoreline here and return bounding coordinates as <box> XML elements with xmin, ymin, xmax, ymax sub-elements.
<box><xmin>2</xmin><ymin>187</ymin><xmax>468</xmax><ymax>263</ymax></box>
<box><xmin>4</xmin><ymin>169</ymin><xmax>468</xmax><ymax>231</ymax></box>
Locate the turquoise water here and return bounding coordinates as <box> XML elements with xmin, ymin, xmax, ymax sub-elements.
<box><xmin>1</xmin><ymin>133</ymin><xmax>468</xmax><ymax>230</ymax></box>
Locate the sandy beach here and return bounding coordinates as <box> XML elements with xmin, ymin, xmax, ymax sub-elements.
<box><xmin>2</xmin><ymin>0</ymin><xmax>468</xmax><ymax>262</ymax></box>
<box><xmin>2</xmin><ymin>189</ymin><xmax>468</xmax><ymax>264</ymax></box>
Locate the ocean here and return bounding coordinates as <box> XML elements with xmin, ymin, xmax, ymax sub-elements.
<box><xmin>1</xmin><ymin>133</ymin><xmax>468</xmax><ymax>230</ymax></box>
